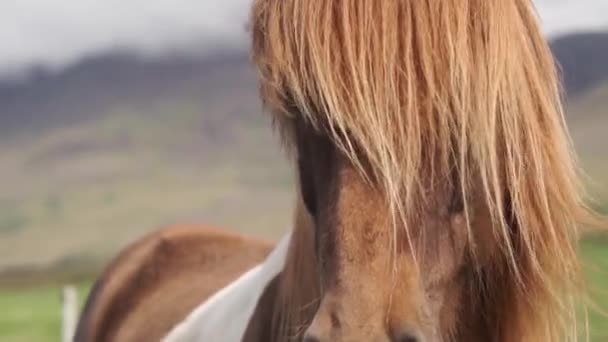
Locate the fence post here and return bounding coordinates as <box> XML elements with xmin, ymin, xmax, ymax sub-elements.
<box><xmin>62</xmin><ymin>285</ymin><xmax>78</xmax><ymax>342</ymax></box>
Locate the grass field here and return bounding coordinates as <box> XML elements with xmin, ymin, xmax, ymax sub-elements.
<box><xmin>0</xmin><ymin>238</ymin><xmax>606</xmax><ymax>342</ymax></box>
<box><xmin>580</xmin><ymin>237</ymin><xmax>608</xmax><ymax>340</ymax></box>
<box><xmin>0</xmin><ymin>282</ymin><xmax>91</xmax><ymax>342</ymax></box>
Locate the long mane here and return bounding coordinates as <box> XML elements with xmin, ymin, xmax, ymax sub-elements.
<box><xmin>250</xmin><ymin>0</ymin><xmax>598</xmax><ymax>340</ymax></box>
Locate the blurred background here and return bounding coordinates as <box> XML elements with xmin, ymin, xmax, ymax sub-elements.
<box><xmin>0</xmin><ymin>0</ymin><xmax>606</xmax><ymax>341</ymax></box>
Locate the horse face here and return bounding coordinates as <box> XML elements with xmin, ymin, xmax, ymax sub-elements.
<box><xmin>294</xmin><ymin>119</ymin><xmax>490</xmax><ymax>342</ymax></box>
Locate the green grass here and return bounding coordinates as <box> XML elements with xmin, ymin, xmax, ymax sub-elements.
<box><xmin>0</xmin><ymin>239</ymin><xmax>606</xmax><ymax>342</ymax></box>
<box><xmin>580</xmin><ymin>237</ymin><xmax>608</xmax><ymax>341</ymax></box>
<box><xmin>0</xmin><ymin>283</ymin><xmax>91</xmax><ymax>342</ymax></box>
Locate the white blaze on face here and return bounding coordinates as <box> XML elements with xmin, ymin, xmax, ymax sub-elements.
<box><xmin>162</xmin><ymin>232</ymin><xmax>292</xmax><ymax>342</ymax></box>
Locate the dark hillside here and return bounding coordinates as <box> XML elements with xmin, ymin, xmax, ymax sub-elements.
<box><xmin>550</xmin><ymin>32</ymin><xmax>608</xmax><ymax>96</ymax></box>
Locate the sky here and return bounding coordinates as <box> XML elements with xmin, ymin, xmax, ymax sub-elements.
<box><xmin>0</xmin><ymin>0</ymin><xmax>606</xmax><ymax>77</ymax></box>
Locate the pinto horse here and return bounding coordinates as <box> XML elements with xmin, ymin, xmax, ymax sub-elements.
<box><xmin>74</xmin><ymin>225</ymin><xmax>274</xmax><ymax>341</ymax></box>
<box><xmin>77</xmin><ymin>0</ymin><xmax>600</xmax><ymax>341</ymax></box>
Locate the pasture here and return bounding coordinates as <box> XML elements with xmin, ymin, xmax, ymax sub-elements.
<box><xmin>0</xmin><ymin>282</ymin><xmax>91</xmax><ymax>342</ymax></box>
<box><xmin>0</xmin><ymin>237</ymin><xmax>606</xmax><ymax>342</ymax></box>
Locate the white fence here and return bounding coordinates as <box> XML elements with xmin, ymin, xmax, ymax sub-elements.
<box><xmin>61</xmin><ymin>285</ymin><xmax>78</xmax><ymax>342</ymax></box>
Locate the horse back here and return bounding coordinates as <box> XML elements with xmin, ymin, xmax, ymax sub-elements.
<box><xmin>75</xmin><ymin>225</ymin><xmax>273</xmax><ymax>342</ymax></box>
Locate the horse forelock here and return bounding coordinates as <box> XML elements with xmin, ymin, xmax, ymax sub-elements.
<box><xmin>251</xmin><ymin>0</ymin><xmax>601</xmax><ymax>340</ymax></box>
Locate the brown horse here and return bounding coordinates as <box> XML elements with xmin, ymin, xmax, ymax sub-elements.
<box><xmin>74</xmin><ymin>225</ymin><xmax>273</xmax><ymax>341</ymax></box>
<box><xmin>78</xmin><ymin>0</ymin><xmax>602</xmax><ymax>341</ymax></box>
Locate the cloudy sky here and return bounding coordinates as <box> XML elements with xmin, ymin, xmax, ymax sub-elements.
<box><xmin>0</xmin><ymin>0</ymin><xmax>606</xmax><ymax>76</ymax></box>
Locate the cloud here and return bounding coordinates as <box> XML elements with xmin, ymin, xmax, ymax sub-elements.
<box><xmin>536</xmin><ymin>0</ymin><xmax>608</xmax><ymax>37</ymax></box>
<box><xmin>0</xmin><ymin>0</ymin><xmax>606</xmax><ymax>76</ymax></box>
<box><xmin>0</xmin><ymin>0</ymin><xmax>251</xmax><ymax>75</ymax></box>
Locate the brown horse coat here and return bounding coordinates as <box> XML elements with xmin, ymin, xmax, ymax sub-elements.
<box><xmin>74</xmin><ymin>225</ymin><xmax>273</xmax><ymax>342</ymax></box>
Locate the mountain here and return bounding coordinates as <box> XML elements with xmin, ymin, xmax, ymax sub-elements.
<box><xmin>0</xmin><ymin>50</ymin><xmax>293</xmax><ymax>274</ymax></box>
<box><xmin>550</xmin><ymin>32</ymin><xmax>608</xmax><ymax>96</ymax></box>
<box><xmin>0</xmin><ymin>50</ymin><xmax>258</xmax><ymax>136</ymax></box>
<box><xmin>1</xmin><ymin>31</ymin><xmax>606</xmax><ymax>137</ymax></box>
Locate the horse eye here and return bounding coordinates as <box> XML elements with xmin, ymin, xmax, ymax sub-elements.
<box><xmin>298</xmin><ymin>152</ymin><xmax>319</xmax><ymax>216</ymax></box>
<box><xmin>294</xmin><ymin>112</ymin><xmax>335</xmax><ymax>218</ymax></box>
<box><xmin>449</xmin><ymin>190</ymin><xmax>464</xmax><ymax>214</ymax></box>
<box><xmin>295</xmin><ymin>120</ymin><xmax>319</xmax><ymax>217</ymax></box>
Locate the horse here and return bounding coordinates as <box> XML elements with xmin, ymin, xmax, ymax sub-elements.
<box><xmin>73</xmin><ymin>224</ymin><xmax>274</xmax><ymax>341</ymax></box>
<box><xmin>77</xmin><ymin>0</ymin><xmax>601</xmax><ymax>341</ymax></box>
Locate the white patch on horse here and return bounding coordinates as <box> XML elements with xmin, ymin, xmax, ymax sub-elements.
<box><xmin>162</xmin><ymin>232</ymin><xmax>292</xmax><ymax>342</ymax></box>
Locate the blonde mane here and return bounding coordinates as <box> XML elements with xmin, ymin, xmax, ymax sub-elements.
<box><xmin>251</xmin><ymin>0</ymin><xmax>598</xmax><ymax>340</ymax></box>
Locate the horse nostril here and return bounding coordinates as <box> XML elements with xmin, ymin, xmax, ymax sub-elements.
<box><xmin>303</xmin><ymin>334</ymin><xmax>321</xmax><ymax>342</ymax></box>
<box><xmin>398</xmin><ymin>336</ymin><xmax>418</xmax><ymax>342</ymax></box>
<box><xmin>394</xmin><ymin>329</ymin><xmax>422</xmax><ymax>342</ymax></box>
